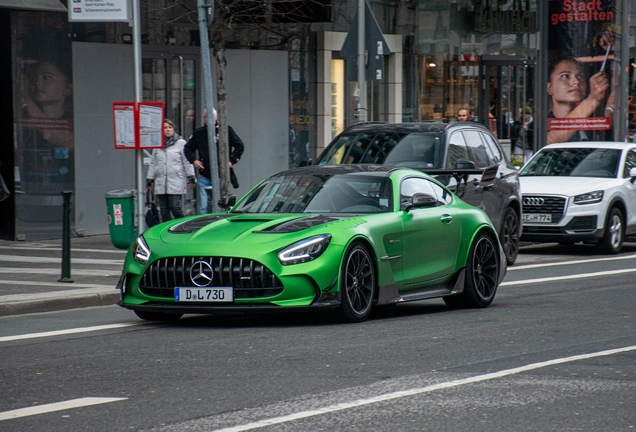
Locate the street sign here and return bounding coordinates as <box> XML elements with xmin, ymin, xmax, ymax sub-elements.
<box><xmin>112</xmin><ymin>102</ymin><xmax>164</xmax><ymax>149</ymax></box>
<box><xmin>340</xmin><ymin>0</ymin><xmax>391</xmax><ymax>82</ymax></box>
<box><xmin>68</xmin><ymin>0</ymin><xmax>130</xmax><ymax>22</ymax></box>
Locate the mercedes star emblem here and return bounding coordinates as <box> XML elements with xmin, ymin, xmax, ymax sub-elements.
<box><xmin>190</xmin><ymin>260</ymin><xmax>214</xmax><ymax>287</ymax></box>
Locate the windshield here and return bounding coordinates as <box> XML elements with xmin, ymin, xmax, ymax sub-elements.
<box><xmin>318</xmin><ymin>132</ymin><xmax>443</xmax><ymax>169</ymax></box>
<box><xmin>233</xmin><ymin>173</ymin><xmax>393</xmax><ymax>214</ymax></box>
<box><xmin>521</xmin><ymin>148</ymin><xmax>621</xmax><ymax>178</ymax></box>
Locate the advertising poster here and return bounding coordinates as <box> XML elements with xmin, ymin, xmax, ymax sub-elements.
<box><xmin>547</xmin><ymin>0</ymin><xmax>618</xmax><ymax>144</ymax></box>
<box><xmin>12</xmin><ymin>12</ymin><xmax>74</xmax><ymax>229</ymax></box>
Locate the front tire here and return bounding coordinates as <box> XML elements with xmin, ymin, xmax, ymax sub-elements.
<box><xmin>444</xmin><ymin>231</ymin><xmax>499</xmax><ymax>309</ymax></box>
<box><xmin>500</xmin><ymin>207</ymin><xmax>519</xmax><ymax>265</ymax></box>
<box><xmin>338</xmin><ymin>243</ymin><xmax>376</xmax><ymax>323</ymax></box>
<box><xmin>134</xmin><ymin>310</ymin><xmax>183</xmax><ymax>321</ymax></box>
<box><xmin>599</xmin><ymin>207</ymin><xmax>624</xmax><ymax>254</ymax></box>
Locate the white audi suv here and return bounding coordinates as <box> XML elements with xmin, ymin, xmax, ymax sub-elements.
<box><xmin>519</xmin><ymin>142</ymin><xmax>636</xmax><ymax>254</ymax></box>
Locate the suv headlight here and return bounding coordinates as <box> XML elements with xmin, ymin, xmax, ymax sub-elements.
<box><xmin>573</xmin><ymin>190</ymin><xmax>604</xmax><ymax>205</ymax></box>
<box><xmin>278</xmin><ymin>235</ymin><xmax>331</xmax><ymax>265</ymax></box>
<box><xmin>133</xmin><ymin>236</ymin><xmax>151</xmax><ymax>264</ymax></box>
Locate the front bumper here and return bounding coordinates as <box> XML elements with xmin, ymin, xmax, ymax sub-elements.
<box><xmin>521</xmin><ymin>215</ymin><xmax>603</xmax><ymax>242</ymax></box>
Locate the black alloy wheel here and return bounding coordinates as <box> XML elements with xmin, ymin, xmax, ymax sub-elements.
<box><xmin>500</xmin><ymin>207</ymin><xmax>519</xmax><ymax>265</ymax></box>
<box><xmin>338</xmin><ymin>243</ymin><xmax>376</xmax><ymax>323</ymax></box>
<box><xmin>444</xmin><ymin>232</ymin><xmax>499</xmax><ymax>309</ymax></box>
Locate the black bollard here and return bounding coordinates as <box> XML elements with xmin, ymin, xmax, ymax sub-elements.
<box><xmin>59</xmin><ymin>190</ymin><xmax>74</xmax><ymax>283</ymax></box>
<box><xmin>206</xmin><ymin>186</ymin><xmax>213</xmax><ymax>214</ymax></box>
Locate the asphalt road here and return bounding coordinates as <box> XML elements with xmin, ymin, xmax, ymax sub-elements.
<box><xmin>1</xmin><ymin>244</ymin><xmax>635</xmax><ymax>431</ymax></box>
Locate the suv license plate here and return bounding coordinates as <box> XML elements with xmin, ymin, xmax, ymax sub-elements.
<box><xmin>522</xmin><ymin>214</ymin><xmax>552</xmax><ymax>223</ymax></box>
<box><xmin>175</xmin><ymin>287</ymin><xmax>233</xmax><ymax>302</ymax></box>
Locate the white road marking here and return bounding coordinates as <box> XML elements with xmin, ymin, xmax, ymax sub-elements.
<box><xmin>0</xmin><ymin>246</ymin><xmax>126</xmax><ymax>254</ymax></box>
<box><xmin>209</xmin><ymin>345</ymin><xmax>636</xmax><ymax>432</ymax></box>
<box><xmin>509</xmin><ymin>253</ymin><xmax>636</xmax><ymax>271</ymax></box>
<box><xmin>501</xmin><ymin>268</ymin><xmax>636</xmax><ymax>286</ymax></box>
<box><xmin>0</xmin><ymin>397</ymin><xmax>127</xmax><ymax>421</ymax></box>
<box><xmin>0</xmin><ymin>323</ymin><xmax>140</xmax><ymax>342</ymax></box>
<box><xmin>0</xmin><ymin>254</ymin><xmax>124</xmax><ymax>265</ymax></box>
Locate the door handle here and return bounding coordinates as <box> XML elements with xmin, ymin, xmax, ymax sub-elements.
<box><xmin>441</xmin><ymin>214</ymin><xmax>453</xmax><ymax>224</ymax></box>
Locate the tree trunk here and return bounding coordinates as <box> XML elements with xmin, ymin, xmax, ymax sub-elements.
<box><xmin>214</xmin><ymin>46</ymin><xmax>231</xmax><ymax>197</ymax></box>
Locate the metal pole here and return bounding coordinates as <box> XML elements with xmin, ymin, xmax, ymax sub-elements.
<box><xmin>59</xmin><ymin>190</ymin><xmax>73</xmax><ymax>283</ymax></box>
<box><xmin>197</xmin><ymin>0</ymin><xmax>220</xmax><ymax>213</ymax></box>
<box><xmin>132</xmin><ymin>0</ymin><xmax>145</xmax><ymax>231</ymax></box>
<box><xmin>357</xmin><ymin>0</ymin><xmax>366</xmax><ymax>122</ymax></box>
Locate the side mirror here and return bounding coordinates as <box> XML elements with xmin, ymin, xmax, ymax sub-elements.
<box><xmin>630</xmin><ymin>167</ymin><xmax>636</xmax><ymax>182</ymax></box>
<box><xmin>456</xmin><ymin>159</ymin><xmax>476</xmax><ymax>170</ymax></box>
<box><xmin>405</xmin><ymin>193</ymin><xmax>438</xmax><ymax>211</ymax></box>
<box><xmin>481</xmin><ymin>165</ymin><xmax>499</xmax><ymax>183</ymax></box>
<box><xmin>218</xmin><ymin>194</ymin><xmax>236</xmax><ymax>209</ymax></box>
<box><xmin>299</xmin><ymin>159</ymin><xmax>313</xmax><ymax>167</ymax></box>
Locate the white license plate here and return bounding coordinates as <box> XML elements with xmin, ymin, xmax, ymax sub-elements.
<box><xmin>522</xmin><ymin>214</ymin><xmax>552</xmax><ymax>223</ymax></box>
<box><xmin>175</xmin><ymin>287</ymin><xmax>233</xmax><ymax>302</ymax></box>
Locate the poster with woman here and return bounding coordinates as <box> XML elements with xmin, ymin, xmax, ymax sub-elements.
<box><xmin>12</xmin><ymin>12</ymin><xmax>74</xmax><ymax>226</ymax></box>
<box><xmin>547</xmin><ymin>0</ymin><xmax>617</xmax><ymax>144</ymax></box>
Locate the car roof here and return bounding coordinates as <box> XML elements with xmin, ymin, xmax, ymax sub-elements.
<box><xmin>277</xmin><ymin>164</ymin><xmax>401</xmax><ymax>178</ymax></box>
<box><xmin>340</xmin><ymin>121</ymin><xmax>492</xmax><ymax>135</ymax></box>
<box><xmin>542</xmin><ymin>141</ymin><xmax>635</xmax><ymax>150</ymax></box>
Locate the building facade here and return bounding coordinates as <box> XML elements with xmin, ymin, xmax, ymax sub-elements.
<box><xmin>1</xmin><ymin>0</ymin><xmax>635</xmax><ymax>241</ymax></box>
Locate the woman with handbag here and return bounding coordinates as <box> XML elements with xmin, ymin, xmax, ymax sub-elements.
<box><xmin>146</xmin><ymin>119</ymin><xmax>196</xmax><ymax>222</ymax></box>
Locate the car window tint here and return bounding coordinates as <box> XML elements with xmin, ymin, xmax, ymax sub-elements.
<box><xmin>521</xmin><ymin>148</ymin><xmax>621</xmax><ymax>178</ymax></box>
<box><xmin>463</xmin><ymin>130</ymin><xmax>490</xmax><ymax>168</ymax></box>
<box><xmin>481</xmin><ymin>132</ymin><xmax>502</xmax><ymax>163</ymax></box>
<box><xmin>384</xmin><ymin>133</ymin><xmax>443</xmax><ymax>169</ymax></box>
<box><xmin>429</xmin><ymin>181</ymin><xmax>453</xmax><ymax>205</ymax></box>
<box><xmin>623</xmin><ymin>150</ymin><xmax>636</xmax><ymax>178</ymax></box>
<box><xmin>446</xmin><ymin>132</ymin><xmax>470</xmax><ymax>168</ymax></box>
<box><xmin>400</xmin><ymin>177</ymin><xmax>437</xmax><ymax>211</ymax></box>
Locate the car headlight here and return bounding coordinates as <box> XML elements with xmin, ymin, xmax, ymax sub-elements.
<box><xmin>573</xmin><ymin>190</ymin><xmax>604</xmax><ymax>205</ymax></box>
<box><xmin>278</xmin><ymin>235</ymin><xmax>331</xmax><ymax>265</ymax></box>
<box><xmin>133</xmin><ymin>236</ymin><xmax>151</xmax><ymax>265</ymax></box>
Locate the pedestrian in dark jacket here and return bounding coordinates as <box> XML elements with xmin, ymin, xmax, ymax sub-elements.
<box><xmin>183</xmin><ymin>109</ymin><xmax>244</xmax><ymax>214</ymax></box>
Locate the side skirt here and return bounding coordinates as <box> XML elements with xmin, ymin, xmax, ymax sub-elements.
<box><xmin>376</xmin><ymin>269</ymin><xmax>465</xmax><ymax>305</ymax></box>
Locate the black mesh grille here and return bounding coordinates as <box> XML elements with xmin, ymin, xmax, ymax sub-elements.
<box><xmin>522</xmin><ymin>196</ymin><xmax>566</xmax><ymax>223</ymax></box>
<box><xmin>566</xmin><ymin>216</ymin><xmax>597</xmax><ymax>231</ymax></box>
<box><xmin>139</xmin><ymin>256</ymin><xmax>283</xmax><ymax>299</ymax></box>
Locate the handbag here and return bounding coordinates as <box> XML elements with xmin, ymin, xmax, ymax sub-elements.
<box><xmin>145</xmin><ymin>191</ymin><xmax>160</xmax><ymax>227</ymax></box>
<box><xmin>0</xmin><ymin>174</ymin><xmax>10</xmax><ymax>203</ymax></box>
<box><xmin>230</xmin><ymin>167</ymin><xmax>239</xmax><ymax>189</ymax></box>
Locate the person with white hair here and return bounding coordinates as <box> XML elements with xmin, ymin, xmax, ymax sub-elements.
<box><xmin>183</xmin><ymin>109</ymin><xmax>244</xmax><ymax>214</ymax></box>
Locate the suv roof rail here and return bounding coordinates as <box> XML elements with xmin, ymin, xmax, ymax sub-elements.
<box><xmin>342</xmin><ymin>121</ymin><xmax>387</xmax><ymax>133</ymax></box>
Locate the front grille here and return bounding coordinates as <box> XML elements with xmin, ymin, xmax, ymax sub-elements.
<box><xmin>139</xmin><ymin>256</ymin><xmax>283</xmax><ymax>299</ymax></box>
<box><xmin>523</xmin><ymin>226</ymin><xmax>562</xmax><ymax>234</ymax></box>
<box><xmin>522</xmin><ymin>196</ymin><xmax>566</xmax><ymax>223</ymax></box>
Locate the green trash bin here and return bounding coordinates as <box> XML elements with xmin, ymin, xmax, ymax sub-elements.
<box><xmin>105</xmin><ymin>189</ymin><xmax>138</xmax><ymax>250</ymax></box>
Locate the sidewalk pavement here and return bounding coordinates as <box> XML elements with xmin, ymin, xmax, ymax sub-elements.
<box><xmin>0</xmin><ymin>234</ymin><xmax>127</xmax><ymax>317</ymax></box>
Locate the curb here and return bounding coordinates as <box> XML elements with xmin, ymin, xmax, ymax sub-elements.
<box><xmin>0</xmin><ymin>292</ymin><xmax>121</xmax><ymax>317</ymax></box>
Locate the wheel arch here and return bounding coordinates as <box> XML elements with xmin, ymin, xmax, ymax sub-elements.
<box><xmin>341</xmin><ymin>235</ymin><xmax>380</xmax><ymax>300</ymax></box>
<box><xmin>607</xmin><ymin>198</ymin><xmax>627</xmax><ymax>225</ymax></box>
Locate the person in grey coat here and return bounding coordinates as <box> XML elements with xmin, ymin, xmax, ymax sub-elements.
<box><xmin>146</xmin><ymin>119</ymin><xmax>196</xmax><ymax>222</ymax></box>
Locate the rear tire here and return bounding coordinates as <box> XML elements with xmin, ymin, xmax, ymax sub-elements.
<box><xmin>134</xmin><ymin>310</ymin><xmax>183</xmax><ymax>321</ymax></box>
<box><xmin>338</xmin><ymin>243</ymin><xmax>376</xmax><ymax>323</ymax></box>
<box><xmin>444</xmin><ymin>231</ymin><xmax>499</xmax><ymax>309</ymax></box>
<box><xmin>599</xmin><ymin>207</ymin><xmax>624</xmax><ymax>254</ymax></box>
<box><xmin>500</xmin><ymin>207</ymin><xmax>519</xmax><ymax>265</ymax></box>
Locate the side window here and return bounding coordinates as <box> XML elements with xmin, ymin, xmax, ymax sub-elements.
<box><xmin>400</xmin><ymin>177</ymin><xmax>437</xmax><ymax>211</ymax></box>
<box><xmin>446</xmin><ymin>132</ymin><xmax>469</xmax><ymax>168</ymax></box>
<box><xmin>463</xmin><ymin>130</ymin><xmax>490</xmax><ymax>168</ymax></box>
<box><xmin>481</xmin><ymin>132</ymin><xmax>503</xmax><ymax>164</ymax></box>
<box><xmin>429</xmin><ymin>181</ymin><xmax>453</xmax><ymax>205</ymax></box>
<box><xmin>623</xmin><ymin>150</ymin><xmax>636</xmax><ymax>178</ymax></box>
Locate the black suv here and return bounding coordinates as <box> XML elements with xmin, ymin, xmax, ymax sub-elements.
<box><xmin>315</xmin><ymin>122</ymin><xmax>522</xmax><ymax>265</ymax></box>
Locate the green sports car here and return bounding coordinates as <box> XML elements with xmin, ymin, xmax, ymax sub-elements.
<box><xmin>117</xmin><ymin>165</ymin><xmax>506</xmax><ymax>323</ymax></box>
